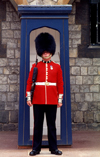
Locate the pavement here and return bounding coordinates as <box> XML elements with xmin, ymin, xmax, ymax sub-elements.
<box><xmin>0</xmin><ymin>131</ymin><xmax>100</xmax><ymax>157</ymax></box>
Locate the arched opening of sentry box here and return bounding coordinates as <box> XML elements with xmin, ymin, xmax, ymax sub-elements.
<box><xmin>18</xmin><ymin>5</ymin><xmax>72</xmax><ymax>147</ymax></box>
<box><xmin>30</xmin><ymin>27</ymin><xmax>61</xmax><ymax>141</ymax></box>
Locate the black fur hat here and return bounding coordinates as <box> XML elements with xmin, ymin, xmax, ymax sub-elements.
<box><xmin>35</xmin><ymin>32</ymin><xmax>56</xmax><ymax>57</ymax></box>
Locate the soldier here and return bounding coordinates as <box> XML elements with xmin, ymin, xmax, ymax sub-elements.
<box><xmin>26</xmin><ymin>32</ymin><xmax>64</xmax><ymax>156</ymax></box>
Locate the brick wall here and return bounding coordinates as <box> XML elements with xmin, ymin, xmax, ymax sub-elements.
<box><xmin>69</xmin><ymin>1</ymin><xmax>100</xmax><ymax>130</ymax></box>
<box><xmin>0</xmin><ymin>0</ymin><xmax>20</xmax><ymax>131</ymax></box>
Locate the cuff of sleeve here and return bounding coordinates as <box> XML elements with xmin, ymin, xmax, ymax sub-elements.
<box><xmin>27</xmin><ymin>97</ymin><xmax>31</xmax><ymax>101</ymax></box>
<box><xmin>26</xmin><ymin>92</ymin><xmax>31</xmax><ymax>101</ymax></box>
<box><xmin>58</xmin><ymin>94</ymin><xmax>63</xmax><ymax>103</ymax></box>
<box><xmin>58</xmin><ymin>98</ymin><xmax>63</xmax><ymax>104</ymax></box>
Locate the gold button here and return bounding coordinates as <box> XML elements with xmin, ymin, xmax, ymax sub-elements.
<box><xmin>45</xmin><ymin>82</ymin><xmax>49</xmax><ymax>85</ymax></box>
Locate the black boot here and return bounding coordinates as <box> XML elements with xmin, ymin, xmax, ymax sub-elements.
<box><xmin>29</xmin><ymin>150</ymin><xmax>40</xmax><ymax>156</ymax></box>
<box><xmin>51</xmin><ymin>149</ymin><xmax>62</xmax><ymax>155</ymax></box>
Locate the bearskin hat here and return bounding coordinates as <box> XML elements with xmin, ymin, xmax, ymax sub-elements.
<box><xmin>35</xmin><ymin>32</ymin><xmax>56</xmax><ymax>57</ymax></box>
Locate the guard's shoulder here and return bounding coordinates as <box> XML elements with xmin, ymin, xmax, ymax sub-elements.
<box><xmin>52</xmin><ymin>61</ymin><xmax>60</xmax><ymax>67</ymax></box>
<box><xmin>32</xmin><ymin>61</ymin><xmax>42</xmax><ymax>67</ymax></box>
<box><xmin>31</xmin><ymin>63</ymin><xmax>36</xmax><ymax>68</ymax></box>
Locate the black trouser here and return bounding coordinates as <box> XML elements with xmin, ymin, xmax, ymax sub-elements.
<box><xmin>32</xmin><ymin>104</ymin><xmax>57</xmax><ymax>151</ymax></box>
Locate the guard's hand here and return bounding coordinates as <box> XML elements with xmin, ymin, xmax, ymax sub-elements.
<box><xmin>27</xmin><ymin>101</ymin><xmax>32</xmax><ymax>107</ymax></box>
<box><xmin>57</xmin><ymin>103</ymin><xmax>62</xmax><ymax>108</ymax></box>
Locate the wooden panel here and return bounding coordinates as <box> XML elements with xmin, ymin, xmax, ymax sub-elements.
<box><xmin>57</xmin><ymin>0</ymin><xmax>70</xmax><ymax>4</ymax></box>
<box><xmin>14</xmin><ymin>0</ymin><xmax>28</xmax><ymax>5</ymax></box>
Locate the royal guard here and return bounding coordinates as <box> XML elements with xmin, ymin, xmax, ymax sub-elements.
<box><xmin>26</xmin><ymin>32</ymin><xmax>64</xmax><ymax>156</ymax></box>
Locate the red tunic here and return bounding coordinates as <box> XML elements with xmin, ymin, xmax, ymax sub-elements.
<box><xmin>26</xmin><ymin>61</ymin><xmax>64</xmax><ymax>105</ymax></box>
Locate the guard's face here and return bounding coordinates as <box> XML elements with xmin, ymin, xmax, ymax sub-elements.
<box><xmin>42</xmin><ymin>51</ymin><xmax>52</xmax><ymax>60</ymax></box>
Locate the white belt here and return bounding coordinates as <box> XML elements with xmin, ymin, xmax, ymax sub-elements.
<box><xmin>35</xmin><ymin>82</ymin><xmax>57</xmax><ymax>86</ymax></box>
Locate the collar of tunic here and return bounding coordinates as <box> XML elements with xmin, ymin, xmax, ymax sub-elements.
<box><xmin>42</xmin><ymin>60</ymin><xmax>51</xmax><ymax>63</ymax></box>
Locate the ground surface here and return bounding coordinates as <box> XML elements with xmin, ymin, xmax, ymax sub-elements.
<box><xmin>0</xmin><ymin>131</ymin><xmax>100</xmax><ymax>157</ymax></box>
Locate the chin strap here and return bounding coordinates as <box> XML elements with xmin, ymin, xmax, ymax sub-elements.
<box><xmin>42</xmin><ymin>54</ymin><xmax>52</xmax><ymax>59</ymax></box>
